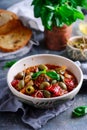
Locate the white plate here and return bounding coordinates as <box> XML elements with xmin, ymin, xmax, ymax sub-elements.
<box><xmin>0</xmin><ymin>0</ymin><xmax>41</xmax><ymax>60</ymax></box>
<box><xmin>0</xmin><ymin>40</ymin><xmax>39</xmax><ymax>60</ymax></box>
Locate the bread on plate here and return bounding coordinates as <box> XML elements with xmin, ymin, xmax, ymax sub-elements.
<box><xmin>0</xmin><ymin>9</ymin><xmax>32</xmax><ymax>52</ymax></box>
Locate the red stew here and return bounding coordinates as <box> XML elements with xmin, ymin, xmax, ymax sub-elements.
<box><xmin>11</xmin><ymin>64</ymin><xmax>78</xmax><ymax>98</ymax></box>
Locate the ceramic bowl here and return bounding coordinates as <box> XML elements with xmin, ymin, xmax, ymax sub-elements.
<box><xmin>7</xmin><ymin>54</ymin><xmax>83</xmax><ymax>108</ymax></box>
<box><xmin>66</xmin><ymin>36</ymin><xmax>87</xmax><ymax>61</ymax></box>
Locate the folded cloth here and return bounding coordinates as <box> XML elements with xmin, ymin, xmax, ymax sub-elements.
<box><xmin>0</xmin><ymin>87</ymin><xmax>74</xmax><ymax>130</ymax></box>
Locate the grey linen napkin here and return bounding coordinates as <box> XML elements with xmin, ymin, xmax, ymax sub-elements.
<box><xmin>0</xmin><ymin>84</ymin><xmax>74</xmax><ymax>130</ymax></box>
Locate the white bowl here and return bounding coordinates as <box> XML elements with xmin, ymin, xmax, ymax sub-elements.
<box><xmin>66</xmin><ymin>36</ymin><xmax>87</xmax><ymax>61</ymax></box>
<box><xmin>7</xmin><ymin>54</ymin><xmax>83</xmax><ymax>108</ymax></box>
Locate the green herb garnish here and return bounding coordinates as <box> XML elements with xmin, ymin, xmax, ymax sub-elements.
<box><xmin>32</xmin><ymin>69</ymin><xmax>60</xmax><ymax>80</ymax></box>
<box><xmin>72</xmin><ymin>106</ymin><xmax>87</xmax><ymax>117</ymax></box>
<box><xmin>46</xmin><ymin>71</ymin><xmax>60</xmax><ymax>80</ymax></box>
<box><xmin>32</xmin><ymin>69</ymin><xmax>46</xmax><ymax>79</ymax></box>
<box><xmin>3</xmin><ymin>60</ymin><xmax>17</xmax><ymax>69</ymax></box>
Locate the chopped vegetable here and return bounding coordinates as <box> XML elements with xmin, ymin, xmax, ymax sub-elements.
<box><xmin>72</xmin><ymin>106</ymin><xmax>87</xmax><ymax>117</ymax></box>
<box><xmin>26</xmin><ymin>85</ymin><xmax>35</xmax><ymax>95</ymax></box>
<box><xmin>11</xmin><ymin>64</ymin><xmax>78</xmax><ymax>98</ymax></box>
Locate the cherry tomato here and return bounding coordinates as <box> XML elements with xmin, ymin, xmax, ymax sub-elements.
<box><xmin>11</xmin><ymin>80</ymin><xmax>19</xmax><ymax>88</ymax></box>
<box><xmin>46</xmin><ymin>84</ymin><xmax>64</xmax><ymax>97</ymax></box>
<box><xmin>32</xmin><ymin>90</ymin><xmax>44</xmax><ymax>98</ymax></box>
<box><xmin>64</xmin><ymin>78</ymin><xmax>75</xmax><ymax>91</ymax></box>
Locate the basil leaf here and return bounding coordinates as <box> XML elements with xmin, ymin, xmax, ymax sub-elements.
<box><xmin>55</xmin><ymin>17</ymin><xmax>60</xmax><ymax>27</ymax></box>
<box><xmin>45</xmin><ymin>5</ymin><xmax>55</xmax><ymax>11</ymax></box>
<box><xmin>32</xmin><ymin>69</ymin><xmax>60</xmax><ymax>81</ymax></box>
<box><xmin>31</xmin><ymin>0</ymin><xmax>43</xmax><ymax>6</ymax></box>
<box><xmin>32</xmin><ymin>69</ymin><xmax>46</xmax><ymax>79</ymax></box>
<box><xmin>75</xmin><ymin>0</ymin><xmax>87</xmax><ymax>9</ymax></box>
<box><xmin>34</xmin><ymin>5</ymin><xmax>41</xmax><ymax>17</ymax></box>
<box><xmin>41</xmin><ymin>7</ymin><xmax>54</xmax><ymax>30</ymax></box>
<box><xmin>72</xmin><ymin>106</ymin><xmax>87</xmax><ymax>117</ymax></box>
<box><xmin>45</xmin><ymin>12</ymin><xmax>54</xmax><ymax>30</ymax></box>
<box><xmin>3</xmin><ymin>60</ymin><xmax>17</xmax><ymax>69</ymax></box>
<box><xmin>46</xmin><ymin>71</ymin><xmax>60</xmax><ymax>81</ymax></box>
<box><xmin>73</xmin><ymin>8</ymin><xmax>84</xmax><ymax>20</ymax></box>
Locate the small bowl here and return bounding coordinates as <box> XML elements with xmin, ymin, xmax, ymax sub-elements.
<box><xmin>66</xmin><ymin>36</ymin><xmax>87</xmax><ymax>61</ymax></box>
<box><xmin>7</xmin><ymin>54</ymin><xmax>83</xmax><ymax>108</ymax></box>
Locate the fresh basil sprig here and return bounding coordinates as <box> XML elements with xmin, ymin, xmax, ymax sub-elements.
<box><xmin>32</xmin><ymin>69</ymin><xmax>46</xmax><ymax>79</ymax></box>
<box><xmin>72</xmin><ymin>106</ymin><xmax>87</xmax><ymax>117</ymax></box>
<box><xmin>46</xmin><ymin>71</ymin><xmax>60</xmax><ymax>80</ymax></box>
<box><xmin>32</xmin><ymin>69</ymin><xmax>60</xmax><ymax>80</ymax></box>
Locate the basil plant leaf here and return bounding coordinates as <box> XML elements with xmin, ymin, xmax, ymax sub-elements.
<box><xmin>34</xmin><ymin>5</ymin><xmax>41</xmax><ymax>18</ymax></box>
<box><xmin>46</xmin><ymin>71</ymin><xmax>60</xmax><ymax>80</ymax></box>
<box><xmin>45</xmin><ymin>5</ymin><xmax>55</xmax><ymax>11</ymax></box>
